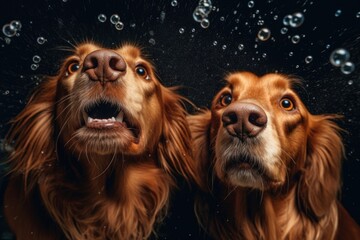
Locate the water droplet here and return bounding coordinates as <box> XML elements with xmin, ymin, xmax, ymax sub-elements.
<box><xmin>248</xmin><ymin>1</ymin><xmax>255</xmax><ymax>8</ymax></box>
<box><xmin>179</xmin><ymin>28</ymin><xmax>185</xmax><ymax>34</ymax></box>
<box><xmin>291</xmin><ymin>35</ymin><xmax>301</xmax><ymax>44</ymax></box>
<box><xmin>98</xmin><ymin>14</ymin><xmax>107</xmax><ymax>23</ymax></box>
<box><xmin>10</xmin><ymin>20</ymin><xmax>22</xmax><ymax>31</ymax></box>
<box><xmin>283</xmin><ymin>14</ymin><xmax>293</xmax><ymax>26</ymax></box>
<box><xmin>262</xmin><ymin>53</ymin><xmax>267</xmax><ymax>58</ymax></box>
<box><xmin>32</xmin><ymin>55</ymin><xmax>41</xmax><ymax>63</ymax></box>
<box><xmin>110</xmin><ymin>14</ymin><xmax>120</xmax><ymax>24</ymax></box>
<box><xmin>5</xmin><ymin>37</ymin><xmax>11</xmax><ymax>44</ymax></box>
<box><xmin>257</xmin><ymin>28</ymin><xmax>271</xmax><ymax>41</ymax></box>
<box><xmin>257</xmin><ymin>20</ymin><xmax>264</xmax><ymax>25</ymax></box>
<box><xmin>273</xmin><ymin>15</ymin><xmax>278</xmax><ymax>20</ymax></box>
<box><xmin>149</xmin><ymin>38</ymin><xmax>156</xmax><ymax>45</ymax></box>
<box><xmin>305</xmin><ymin>55</ymin><xmax>313</xmax><ymax>64</ymax></box>
<box><xmin>289</xmin><ymin>51</ymin><xmax>294</xmax><ymax>56</ymax></box>
<box><xmin>326</xmin><ymin>44</ymin><xmax>331</xmax><ymax>49</ymax></box>
<box><xmin>330</xmin><ymin>48</ymin><xmax>350</xmax><ymax>67</ymax></box>
<box><xmin>171</xmin><ymin>0</ymin><xmax>178</xmax><ymax>7</ymax></box>
<box><xmin>2</xmin><ymin>24</ymin><xmax>16</xmax><ymax>37</ymax></box>
<box><xmin>200</xmin><ymin>18</ymin><xmax>210</xmax><ymax>28</ymax></box>
<box><xmin>280</xmin><ymin>27</ymin><xmax>288</xmax><ymax>34</ymax></box>
<box><xmin>335</xmin><ymin>9</ymin><xmax>342</xmax><ymax>17</ymax></box>
<box><xmin>31</xmin><ymin>64</ymin><xmax>39</xmax><ymax>70</ymax></box>
<box><xmin>238</xmin><ymin>44</ymin><xmax>244</xmax><ymax>51</ymax></box>
<box><xmin>348</xmin><ymin>80</ymin><xmax>354</xmax><ymax>85</ymax></box>
<box><xmin>289</xmin><ymin>12</ymin><xmax>304</xmax><ymax>28</ymax></box>
<box><xmin>213</xmin><ymin>40</ymin><xmax>218</xmax><ymax>46</ymax></box>
<box><xmin>356</xmin><ymin>11</ymin><xmax>360</xmax><ymax>18</ymax></box>
<box><xmin>220</xmin><ymin>16</ymin><xmax>225</xmax><ymax>21</ymax></box>
<box><xmin>222</xmin><ymin>45</ymin><xmax>227</xmax><ymax>50</ymax></box>
<box><xmin>115</xmin><ymin>22</ymin><xmax>124</xmax><ymax>30</ymax></box>
<box><xmin>193</xmin><ymin>8</ymin><xmax>205</xmax><ymax>22</ymax></box>
<box><xmin>37</xmin><ymin>36</ymin><xmax>47</xmax><ymax>44</ymax></box>
<box><xmin>340</xmin><ymin>61</ymin><xmax>355</xmax><ymax>75</ymax></box>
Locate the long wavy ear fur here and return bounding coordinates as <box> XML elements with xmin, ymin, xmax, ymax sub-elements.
<box><xmin>298</xmin><ymin>115</ymin><xmax>344</xmax><ymax>220</ymax></box>
<box><xmin>157</xmin><ymin>87</ymin><xmax>201</xmax><ymax>186</ymax></box>
<box><xmin>187</xmin><ymin>110</ymin><xmax>212</xmax><ymax>191</ymax></box>
<box><xmin>5</xmin><ymin>78</ymin><xmax>57</xmax><ymax>185</ymax></box>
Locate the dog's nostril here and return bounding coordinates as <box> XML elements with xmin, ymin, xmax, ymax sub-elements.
<box><xmin>222</xmin><ymin>112</ymin><xmax>238</xmax><ymax>127</ymax></box>
<box><xmin>249</xmin><ymin>112</ymin><xmax>267</xmax><ymax>127</ymax></box>
<box><xmin>109</xmin><ymin>56</ymin><xmax>126</xmax><ymax>72</ymax></box>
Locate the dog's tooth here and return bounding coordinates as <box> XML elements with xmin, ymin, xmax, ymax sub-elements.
<box><xmin>88</xmin><ymin>117</ymin><xmax>93</xmax><ymax>123</ymax></box>
<box><xmin>116</xmin><ymin>111</ymin><xmax>124</xmax><ymax>122</ymax></box>
<box><xmin>111</xmin><ymin>117</ymin><xmax>116</xmax><ymax>122</ymax></box>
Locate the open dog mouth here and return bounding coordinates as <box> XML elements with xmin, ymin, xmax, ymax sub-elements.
<box><xmin>83</xmin><ymin>99</ymin><xmax>140</xmax><ymax>140</ymax></box>
<box><xmin>225</xmin><ymin>155</ymin><xmax>264</xmax><ymax>173</ymax></box>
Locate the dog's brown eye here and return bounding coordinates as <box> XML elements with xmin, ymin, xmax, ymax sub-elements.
<box><xmin>220</xmin><ymin>93</ymin><xmax>233</xmax><ymax>106</ymax></box>
<box><xmin>280</xmin><ymin>98</ymin><xmax>294</xmax><ymax>111</ymax></box>
<box><xmin>67</xmin><ymin>62</ymin><xmax>80</xmax><ymax>74</ymax></box>
<box><xmin>135</xmin><ymin>66</ymin><xmax>150</xmax><ymax>80</ymax></box>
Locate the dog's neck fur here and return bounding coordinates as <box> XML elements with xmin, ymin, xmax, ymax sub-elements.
<box><xmin>36</xmin><ymin>152</ymin><xmax>172</xmax><ymax>239</ymax></box>
<box><xmin>207</xmin><ymin>183</ymin><xmax>338</xmax><ymax>240</ymax></box>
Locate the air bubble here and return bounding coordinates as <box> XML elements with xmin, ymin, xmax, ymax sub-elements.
<box><xmin>37</xmin><ymin>36</ymin><xmax>47</xmax><ymax>44</ymax></box>
<box><xmin>357</xmin><ymin>11</ymin><xmax>360</xmax><ymax>18</ymax></box>
<box><xmin>335</xmin><ymin>9</ymin><xmax>342</xmax><ymax>17</ymax></box>
<box><xmin>31</xmin><ymin>64</ymin><xmax>39</xmax><ymax>71</ymax></box>
<box><xmin>280</xmin><ymin>27</ymin><xmax>288</xmax><ymax>34</ymax></box>
<box><xmin>257</xmin><ymin>28</ymin><xmax>271</xmax><ymax>41</ymax></box>
<box><xmin>340</xmin><ymin>61</ymin><xmax>355</xmax><ymax>75</ymax></box>
<box><xmin>289</xmin><ymin>12</ymin><xmax>304</xmax><ymax>28</ymax></box>
<box><xmin>348</xmin><ymin>80</ymin><xmax>354</xmax><ymax>85</ymax></box>
<box><xmin>330</xmin><ymin>48</ymin><xmax>350</xmax><ymax>67</ymax></box>
<box><xmin>171</xmin><ymin>0</ymin><xmax>178</xmax><ymax>7</ymax></box>
<box><xmin>283</xmin><ymin>14</ymin><xmax>292</xmax><ymax>26</ymax></box>
<box><xmin>200</xmin><ymin>18</ymin><xmax>210</xmax><ymax>28</ymax></box>
<box><xmin>222</xmin><ymin>45</ymin><xmax>227</xmax><ymax>50</ymax></box>
<box><xmin>10</xmin><ymin>20</ymin><xmax>22</xmax><ymax>31</ymax></box>
<box><xmin>213</xmin><ymin>41</ymin><xmax>218</xmax><ymax>46</ymax></box>
<box><xmin>98</xmin><ymin>14</ymin><xmax>107</xmax><ymax>23</ymax></box>
<box><xmin>238</xmin><ymin>44</ymin><xmax>244</xmax><ymax>51</ymax></box>
<box><xmin>2</xmin><ymin>24</ymin><xmax>16</xmax><ymax>37</ymax></box>
<box><xmin>289</xmin><ymin>52</ymin><xmax>294</xmax><ymax>57</ymax></box>
<box><xmin>149</xmin><ymin>38</ymin><xmax>156</xmax><ymax>45</ymax></box>
<box><xmin>110</xmin><ymin>14</ymin><xmax>120</xmax><ymax>24</ymax></box>
<box><xmin>248</xmin><ymin>1</ymin><xmax>255</xmax><ymax>8</ymax></box>
<box><xmin>179</xmin><ymin>28</ymin><xmax>185</xmax><ymax>34</ymax></box>
<box><xmin>305</xmin><ymin>56</ymin><xmax>313</xmax><ymax>64</ymax></box>
<box><xmin>115</xmin><ymin>22</ymin><xmax>124</xmax><ymax>30</ymax></box>
<box><xmin>291</xmin><ymin>35</ymin><xmax>301</xmax><ymax>44</ymax></box>
<box><xmin>32</xmin><ymin>55</ymin><xmax>41</xmax><ymax>63</ymax></box>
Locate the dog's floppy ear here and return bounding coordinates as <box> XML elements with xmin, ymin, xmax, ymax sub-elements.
<box><xmin>298</xmin><ymin>115</ymin><xmax>343</xmax><ymax>220</ymax></box>
<box><xmin>6</xmin><ymin>78</ymin><xmax>57</xmax><ymax>184</ymax></box>
<box><xmin>157</xmin><ymin>87</ymin><xmax>201</xmax><ymax>185</ymax></box>
<box><xmin>187</xmin><ymin>110</ymin><xmax>212</xmax><ymax>191</ymax></box>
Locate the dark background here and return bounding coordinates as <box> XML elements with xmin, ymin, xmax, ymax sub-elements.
<box><xmin>0</xmin><ymin>0</ymin><xmax>359</xmax><ymax>239</ymax></box>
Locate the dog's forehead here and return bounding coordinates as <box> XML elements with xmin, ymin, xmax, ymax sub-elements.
<box><xmin>226</xmin><ymin>72</ymin><xmax>292</xmax><ymax>93</ymax></box>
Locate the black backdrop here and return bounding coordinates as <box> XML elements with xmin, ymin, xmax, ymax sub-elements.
<box><xmin>0</xmin><ymin>0</ymin><xmax>359</xmax><ymax>239</ymax></box>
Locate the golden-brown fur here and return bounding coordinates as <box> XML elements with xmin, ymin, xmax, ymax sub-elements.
<box><xmin>189</xmin><ymin>72</ymin><xmax>360</xmax><ymax>239</ymax></box>
<box><xmin>3</xmin><ymin>42</ymin><xmax>199</xmax><ymax>240</ymax></box>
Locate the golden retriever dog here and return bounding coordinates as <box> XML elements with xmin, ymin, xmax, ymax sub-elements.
<box><xmin>3</xmin><ymin>42</ymin><xmax>199</xmax><ymax>240</ymax></box>
<box><xmin>188</xmin><ymin>72</ymin><xmax>360</xmax><ymax>239</ymax></box>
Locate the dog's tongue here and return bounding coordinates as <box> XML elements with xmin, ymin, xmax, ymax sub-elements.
<box><xmin>239</xmin><ymin>162</ymin><xmax>252</xmax><ymax>169</ymax></box>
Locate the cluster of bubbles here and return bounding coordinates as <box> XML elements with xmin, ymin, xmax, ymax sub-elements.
<box><xmin>31</xmin><ymin>55</ymin><xmax>41</xmax><ymax>71</ymax></box>
<box><xmin>2</xmin><ymin>20</ymin><xmax>22</xmax><ymax>41</ymax></box>
<box><xmin>281</xmin><ymin>12</ymin><xmax>305</xmax><ymax>44</ymax></box>
<box><xmin>193</xmin><ymin>0</ymin><xmax>212</xmax><ymax>29</ymax></box>
<box><xmin>98</xmin><ymin>14</ymin><xmax>124</xmax><ymax>31</ymax></box>
<box><xmin>329</xmin><ymin>48</ymin><xmax>355</xmax><ymax>75</ymax></box>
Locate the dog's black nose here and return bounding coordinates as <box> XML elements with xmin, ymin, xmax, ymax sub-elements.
<box><xmin>222</xmin><ymin>102</ymin><xmax>267</xmax><ymax>140</ymax></box>
<box><xmin>83</xmin><ymin>49</ymin><xmax>126</xmax><ymax>83</ymax></box>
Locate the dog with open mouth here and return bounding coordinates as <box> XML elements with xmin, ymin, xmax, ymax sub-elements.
<box><xmin>3</xmin><ymin>42</ymin><xmax>199</xmax><ymax>240</ymax></box>
<box><xmin>188</xmin><ymin>72</ymin><xmax>360</xmax><ymax>240</ymax></box>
